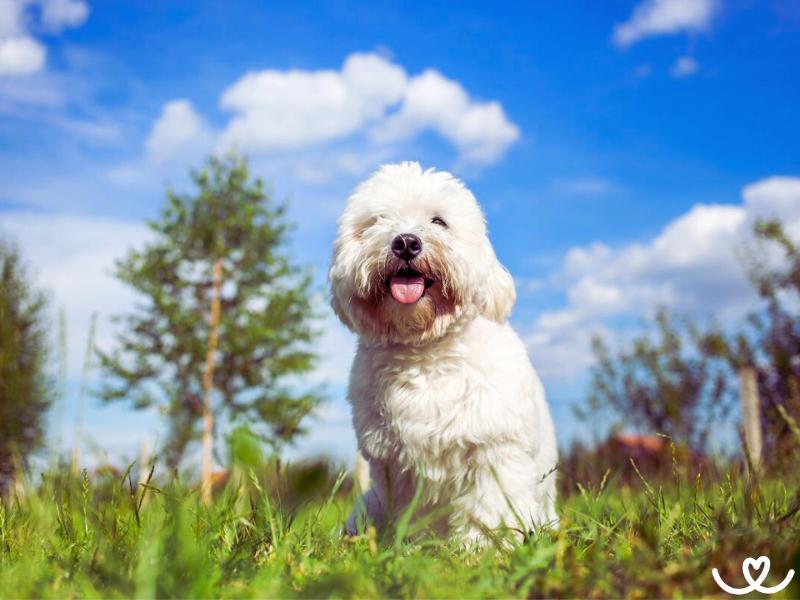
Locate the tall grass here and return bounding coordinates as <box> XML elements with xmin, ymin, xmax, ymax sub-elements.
<box><xmin>1</xmin><ymin>453</ymin><xmax>799</xmax><ymax>598</ymax></box>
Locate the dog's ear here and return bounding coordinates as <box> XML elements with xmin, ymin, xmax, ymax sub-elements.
<box><xmin>329</xmin><ymin>258</ymin><xmax>356</xmax><ymax>332</ymax></box>
<box><xmin>329</xmin><ymin>289</ymin><xmax>353</xmax><ymax>330</ymax></box>
<box><xmin>479</xmin><ymin>252</ymin><xmax>516</xmax><ymax>322</ymax></box>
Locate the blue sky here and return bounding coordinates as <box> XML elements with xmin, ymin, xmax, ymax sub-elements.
<box><xmin>1</xmin><ymin>0</ymin><xmax>800</xmax><ymax>468</ymax></box>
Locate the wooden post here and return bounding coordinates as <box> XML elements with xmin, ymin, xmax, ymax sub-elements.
<box><xmin>201</xmin><ymin>259</ymin><xmax>223</xmax><ymax>505</ymax></box>
<box><xmin>739</xmin><ymin>366</ymin><xmax>762</xmax><ymax>472</ymax></box>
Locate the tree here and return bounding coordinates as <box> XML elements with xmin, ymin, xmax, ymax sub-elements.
<box><xmin>581</xmin><ymin>309</ymin><xmax>733</xmax><ymax>451</ymax></box>
<box><xmin>98</xmin><ymin>155</ymin><xmax>321</xmax><ymax>477</ymax></box>
<box><xmin>704</xmin><ymin>219</ymin><xmax>800</xmax><ymax>468</ymax></box>
<box><xmin>0</xmin><ymin>238</ymin><xmax>51</xmax><ymax>496</ymax></box>
<box><xmin>580</xmin><ymin>219</ymin><xmax>800</xmax><ymax>462</ymax></box>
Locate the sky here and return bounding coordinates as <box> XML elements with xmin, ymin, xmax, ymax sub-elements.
<box><xmin>1</xmin><ymin>0</ymin><xmax>800</xmax><ymax>469</ymax></box>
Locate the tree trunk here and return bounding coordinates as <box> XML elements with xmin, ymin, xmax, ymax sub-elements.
<box><xmin>201</xmin><ymin>258</ymin><xmax>223</xmax><ymax>505</ymax></box>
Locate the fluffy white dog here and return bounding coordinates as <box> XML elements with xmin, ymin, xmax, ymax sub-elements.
<box><xmin>329</xmin><ymin>162</ymin><xmax>558</xmax><ymax>544</ymax></box>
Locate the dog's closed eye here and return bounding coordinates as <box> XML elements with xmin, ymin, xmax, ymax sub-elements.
<box><xmin>431</xmin><ymin>216</ymin><xmax>448</xmax><ymax>228</ymax></box>
<box><xmin>358</xmin><ymin>214</ymin><xmax>387</xmax><ymax>233</ymax></box>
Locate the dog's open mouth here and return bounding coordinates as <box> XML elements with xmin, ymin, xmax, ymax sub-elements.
<box><xmin>385</xmin><ymin>266</ymin><xmax>435</xmax><ymax>304</ymax></box>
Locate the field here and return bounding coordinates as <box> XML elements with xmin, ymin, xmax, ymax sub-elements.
<box><xmin>1</xmin><ymin>455</ymin><xmax>799</xmax><ymax>600</ymax></box>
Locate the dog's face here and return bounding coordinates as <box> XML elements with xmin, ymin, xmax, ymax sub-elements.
<box><xmin>329</xmin><ymin>162</ymin><xmax>515</xmax><ymax>345</ymax></box>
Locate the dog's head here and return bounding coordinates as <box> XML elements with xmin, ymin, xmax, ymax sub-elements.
<box><xmin>329</xmin><ymin>162</ymin><xmax>515</xmax><ymax>345</ymax></box>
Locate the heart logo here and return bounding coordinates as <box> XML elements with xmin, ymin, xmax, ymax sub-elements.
<box><xmin>713</xmin><ymin>555</ymin><xmax>795</xmax><ymax>595</ymax></box>
<box><xmin>743</xmin><ymin>556</ymin><xmax>770</xmax><ymax>587</ymax></box>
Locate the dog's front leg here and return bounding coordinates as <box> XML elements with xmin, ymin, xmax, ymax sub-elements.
<box><xmin>345</xmin><ymin>487</ymin><xmax>386</xmax><ymax>535</ymax></box>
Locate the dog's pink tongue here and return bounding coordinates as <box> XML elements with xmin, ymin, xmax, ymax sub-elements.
<box><xmin>390</xmin><ymin>275</ymin><xmax>425</xmax><ymax>304</ymax></box>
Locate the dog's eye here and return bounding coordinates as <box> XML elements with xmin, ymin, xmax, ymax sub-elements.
<box><xmin>431</xmin><ymin>216</ymin><xmax>448</xmax><ymax>228</ymax></box>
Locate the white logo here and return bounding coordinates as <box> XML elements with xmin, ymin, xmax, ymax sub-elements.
<box><xmin>712</xmin><ymin>556</ymin><xmax>795</xmax><ymax>595</ymax></box>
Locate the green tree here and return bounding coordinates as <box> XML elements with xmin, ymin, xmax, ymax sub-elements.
<box><xmin>704</xmin><ymin>219</ymin><xmax>800</xmax><ymax>467</ymax></box>
<box><xmin>98</xmin><ymin>155</ymin><xmax>321</xmax><ymax>472</ymax></box>
<box><xmin>582</xmin><ymin>309</ymin><xmax>733</xmax><ymax>451</ymax></box>
<box><xmin>581</xmin><ymin>219</ymin><xmax>800</xmax><ymax>459</ymax></box>
<box><xmin>0</xmin><ymin>239</ymin><xmax>51</xmax><ymax>496</ymax></box>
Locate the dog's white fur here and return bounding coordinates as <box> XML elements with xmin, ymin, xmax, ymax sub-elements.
<box><xmin>329</xmin><ymin>162</ymin><xmax>558</xmax><ymax>544</ymax></box>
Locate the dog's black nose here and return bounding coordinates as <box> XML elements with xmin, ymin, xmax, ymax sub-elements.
<box><xmin>391</xmin><ymin>233</ymin><xmax>422</xmax><ymax>261</ymax></box>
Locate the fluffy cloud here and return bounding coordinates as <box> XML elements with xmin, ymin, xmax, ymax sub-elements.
<box><xmin>372</xmin><ymin>68</ymin><xmax>519</xmax><ymax>165</ymax></box>
<box><xmin>0</xmin><ymin>0</ymin><xmax>88</xmax><ymax>76</ymax></box>
<box><xmin>526</xmin><ymin>176</ymin><xmax>800</xmax><ymax>382</ymax></box>
<box><xmin>39</xmin><ymin>0</ymin><xmax>88</xmax><ymax>31</ymax></box>
<box><xmin>0</xmin><ymin>35</ymin><xmax>44</xmax><ymax>74</ymax></box>
<box><xmin>152</xmin><ymin>52</ymin><xmax>519</xmax><ymax>168</ymax></box>
<box><xmin>145</xmin><ymin>99</ymin><xmax>212</xmax><ymax>164</ymax></box>
<box><xmin>743</xmin><ymin>176</ymin><xmax>800</xmax><ymax>223</ymax></box>
<box><xmin>219</xmin><ymin>53</ymin><xmax>407</xmax><ymax>152</ymax></box>
<box><xmin>613</xmin><ymin>0</ymin><xmax>719</xmax><ymax>47</ymax></box>
<box><xmin>0</xmin><ymin>0</ymin><xmax>26</xmax><ymax>37</ymax></box>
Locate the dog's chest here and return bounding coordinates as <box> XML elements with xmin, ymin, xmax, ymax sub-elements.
<box><xmin>360</xmin><ymin>343</ymin><xmax>487</xmax><ymax>475</ymax></box>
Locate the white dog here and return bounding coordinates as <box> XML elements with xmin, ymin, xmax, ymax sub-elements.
<box><xmin>329</xmin><ymin>162</ymin><xmax>558</xmax><ymax>544</ymax></box>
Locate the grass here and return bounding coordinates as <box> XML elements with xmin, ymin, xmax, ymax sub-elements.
<box><xmin>1</xmin><ymin>456</ymin><xmax>800</xmax><ymax>599</ymax></box>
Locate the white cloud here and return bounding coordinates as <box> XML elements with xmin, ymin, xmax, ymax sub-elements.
<box><xmin>526</xmin><ymin>176</ymin><xmax>800</xmax><ymax>382</ymax></box>
<box><xmin>151</xmin><ymin>52</ymin><xmax>519</xmax><ymax>168</ymax></box>
<box><xmin>0</xmin><ymin>35</ymin><xmax>44</xmax><ymax>74</ymax></box>
<box><xmin>145</xmin><ymin>99</ymin><xmax>212</xmax><ymax>164</ymax></box>
<box><xmin>743</xmin><ymin>176</ymin><xmax>800</xmax><ymax>224</ymax></box>
<box><xmin>0</xmin><ymin>0</ymin><xmax>24</xmax><ymax>36</ymax></box>
<box><xmin>613</xmin><ymin>0</ymin><xmax>719</xmax><ymax>47</ymax></box>
<box><xmin>0</xmin><ymin>0</ymin><xmax>88</xmax><ymax>76</ymax></box>
<box><xmin>39</xmin><ymin>0</ymin><xmax>88</xmax><ymax>31</ymax></box>
<box><xmin>372</xmin><ymin>68</ymin><xmax>519</xmax><ymax>165</ymax></box>
<box><xmin>219</xmin><ymin>52</ymin><xmax>407</xmax><ymax>152</ymax></box>
<box><xmin>671</xmin><ymin>55</ymin><xmax>699</xmax><ymax>77</ymax></box>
